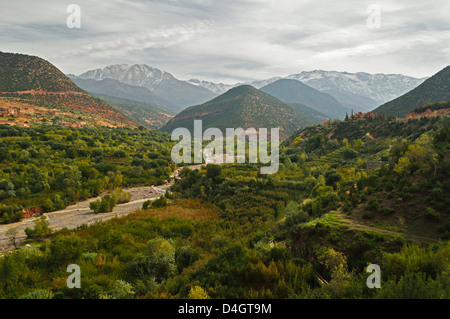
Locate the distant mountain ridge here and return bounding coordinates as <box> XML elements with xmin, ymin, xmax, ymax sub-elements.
<box><xmin>260</xmin><ymin>79</ymin><xmax>350</xmax><ymax>119</ymax></box>
<box><xmin>161</xmin><ymin>85</ymin><xmax>308</xmax><ymax>138</ymax></box>
<box><xmin>373</xmin><ymin>66</ymin><xmax>450</xmax><ymax>117</ymax></box>
<box><xmin>285</xmin><ymin>70</ymin><xmax>427</xmax><ymax>111</ymax></box>
<box><xmin>189</xmin><ymin>71</ymin><xmax>427</xmax><ymax>112</ymax></box>
<box><xmin>78</xmin><ymin>64</ymin><xmax>217</xmax><ymax>109</ymax></box>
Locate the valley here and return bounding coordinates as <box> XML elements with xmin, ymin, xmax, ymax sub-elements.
<box><xmin>0</xmin><ymin>50</ymin><xmax>448</xmax><ymax>301</ymax></box>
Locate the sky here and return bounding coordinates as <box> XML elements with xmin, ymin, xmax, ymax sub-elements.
<box><xmin>1</xmin><ymin>0</ymin><xmax>449</xmax><ymax>83</ymax></box>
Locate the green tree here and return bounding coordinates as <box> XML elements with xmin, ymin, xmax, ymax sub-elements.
<box><xmin>188</xmin><ymin>286</ymin><xmax>210</xmax><ymax>299</ymax></box>
<box><xmin>24</xmin><ymin>215</ymin><xmax>52</xmax><ymax>240</ymax></box>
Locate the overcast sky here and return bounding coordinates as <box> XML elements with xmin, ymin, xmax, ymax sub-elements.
<box><xmin>1</xmin><ymin>0</ymin><xmax>449</xmax><ymax>83</ymax></box>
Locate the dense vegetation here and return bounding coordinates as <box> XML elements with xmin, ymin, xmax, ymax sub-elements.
<box><xmin>0</xmin><ymin>125</ymin><xmax>173</xmax><ymax>223</ymax></box>
<box><xmin>0</xmin><ymin>114</ymin><xmax>449</xmax><ymax>299</ymax></box>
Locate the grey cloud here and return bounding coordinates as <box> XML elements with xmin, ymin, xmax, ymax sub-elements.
<box><xmin>0</xmin><ymin>0</ymin><xmax>448</xmax><ymax>81</ymax></box>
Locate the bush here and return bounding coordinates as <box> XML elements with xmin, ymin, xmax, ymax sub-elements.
<box><xmin>343</xmin><ymin>148</ymin><xmax>358</xmax><ymax>159</ymax></box>
<box><xmin>152</xmin><ymin>195</ymin><xmax>167</xmax><ymax>208</ymax></box>
<box><xmin>48</xmin><ymin>234</ymin><xmax>85</xmax><ymax>265</ymax></box>
<box><xmin>24</xmin><ymin>215</ymin><xmax>52</xmax><ymax>239</ymax></box>
<box><xmin>176</xmin><ymin>246</ymin><xmax>200</xmax><ymax>272</ymax></box>
<box><xmin>424</xmin><ymin>208</ymin><xmax>440</xmax><ymax>222</ymax></box>
<box><xmin>112</xmin><ymin>188</ymin><xmax>131</xmax><ymax>204</ymax></box>
<box><xmin>142</xmin><ymin>200</ymin><xmax>152</xmax><ymax>209</ymax></box>
<box><xmin>89</xmin><ymin>194</ymin><xmax>117</xmax><ymax>214</ymax></box>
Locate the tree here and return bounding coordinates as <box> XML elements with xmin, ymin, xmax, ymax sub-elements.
<box><xmin>147</xmin><ymin>237</ymin><xmax>176</xmax><ymax>282</ymax></box>
<box><xmin>188</xmin><ymin>286</ymin><xmax>210</xmax><ymax>299</ymax></box>
<box><xmin>151</xmin><ymin>195</ymin><xmax>167</xmax><ymax>208</ymax></box>
<box><xmin>24</xmin><ymin>215</ymin><xmax>52</xmax><ymax>240</ymax></box>
<box><xmin>89</xmin><ymin>194</ymin><xmax>117</xmax><ymax>214</ymax></box>
<box><xmin>176</xmin><ymin>246</ymin><xmax>200</xmax><ymax>272</ymax></box>
<box><xmin>100</xmin><ymin>280</ymin><xmax>135</xmax><ymax>299</ymax></box>
<box><xmin>206</xmin><ymin>164</ymin><xmax>222</xmax><ymax>181</ymax></box>
<box><xmin>343</xmin><ymin>148</ymin><xmax>358</xmax><ymax>159</ymax></box>
<box><xmin>48</xmin><ymin>234</ymin><xmax>85</xmax><ymax>265</ymax></box>
<box><xmin>6</xmin><ymin>228</ymin><xmax>20</xmax><ymax>249</ymax></box>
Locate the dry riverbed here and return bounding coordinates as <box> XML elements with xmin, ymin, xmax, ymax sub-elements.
<box><xmin>0</xmin><ymin>165</ymin><xmax>203</xmax><ymax>253</ymax></box>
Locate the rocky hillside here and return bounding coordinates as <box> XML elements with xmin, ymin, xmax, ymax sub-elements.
<box><xmin>0</xmin><ymin>52</ymin><xmax>136</xmax><ymax>128</ymax></box>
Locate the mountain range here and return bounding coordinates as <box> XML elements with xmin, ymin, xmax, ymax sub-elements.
<box><xmin>1</xmin><ymin>50</ymin><xmax>446</xmax><ymax>133</ymax></box>
<box><xmin>77</xmin><ymin>65</ymin><xmax>427</xmax><ymax>116</ymax></box>
<box><xmin>78</xmin><ymin>64</ymin><xmax>217</xmax><ymax>109</ymax></box>
<box><xmin>189</xmin><ymin>71</ymin><xmax>427</xmax><ymax>112</ymax></box>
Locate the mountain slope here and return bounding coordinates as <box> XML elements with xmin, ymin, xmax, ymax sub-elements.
<box><xmin>78</xmin><ymin>64</ymin><xmax>218</xmax><ymax>110</ymax></box>
<box><xmin>260</xmin><ymin>79</ymin><xmax>350</xmax><ymax>119</ymax></box>
<box><xmin>68</xmin><ymin>75</ymin><xmax>180</xmax><ymax>114</ymax></box>
<box><xmin>89</xmin><ymin>93</ymin><xmax>172</xmax><ymax>130</ymax></box>
<box><xmin>161</xmin><ymin>85</ymin><xmax>307</xmax><ymax>138</ymax></box>
<box><xmin>373</xmin><ymin>66</ymin><xmax>450</xmax><ymax>117</ymax></box>
<box><xmin>0</xmin><ymin>52</ymin><xmax>136</xmax><ymax>128</ymax></box>
<box><xmin>287</xmin><ymin>103</ymin><xmax>329</xmax><ymax>124</ymax></box>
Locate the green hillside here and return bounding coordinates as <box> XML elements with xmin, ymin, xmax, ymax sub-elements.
<box><xmin>373</xmin><ymin>66</ymin><xmax>450</xmax><ymax>117</ymax></box>
<box><xmin>161</xmin><ymin>85</ymin><xmax>309</xmax><ymax>138</ymax></box>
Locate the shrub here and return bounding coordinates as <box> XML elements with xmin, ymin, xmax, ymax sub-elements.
<box><xmin>152</xmin><ymin>195</ymin><xmax>167</xmax><ymax>208</ymax></box>
<box><xmin>89</xmin><ymin>194</ymin><xmax>117</xmax><ymax>214</ymax></box>
<box><xmin>176</xmin><ymin>246</ymin><xmax>200</xmax><ymax>272</ymax></box>
<box><xmin>112</xmin><ymin>188</ymin><xmax>131</xmax><ymax>204</ymax></box>
<box><xmin>142</xmin><ymin>200</ymin><xmax>152</xmax><ymax>209</ymax></box>
<box><xmin>424</xmin><ymin>208</ymin><xmax>440</xmax><ymax>222</ymax></box>
<box><xmin>24</xmin><ymin>215</ymin><xmax>52</xmax><ymax>239</ymax></box>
